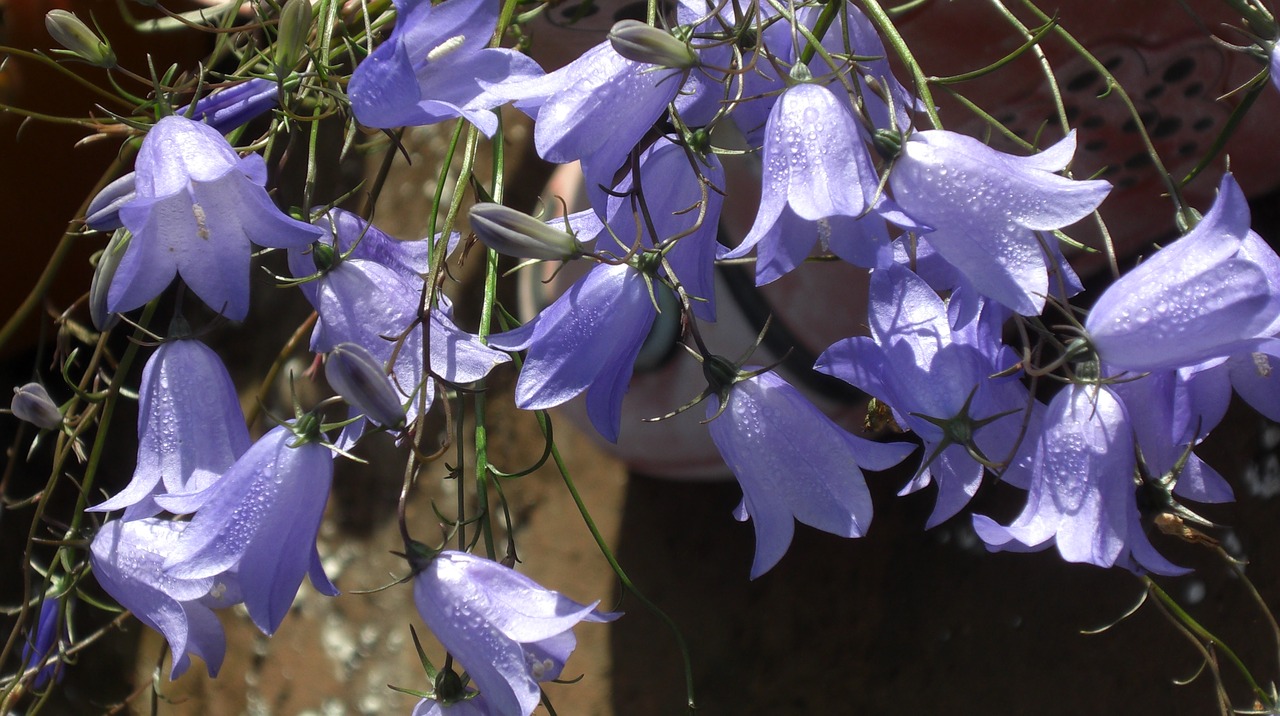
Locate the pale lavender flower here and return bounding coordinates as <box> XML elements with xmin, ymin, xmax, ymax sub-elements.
<box><xmin>90</xmin><ymin>518</ymin><xmax>233</xmax><ymax>678</ymax></box>
<box><xmin>706</xmin><ymin>368</ymin><xmax>915</xmax><ymax>578</ymax></box>
<box><xmin>889</xmin><ymin>130</ymin><xmax>1111</xmax><ymax>315</ymax></box>
<box><xmin>817</xmin><ymin>263</ymin><xmax>1038</xmax><ymax>526</ymax></box>
<box><xmin>724</xmin><ymin>83</ymin><xmax>877</xmax><ymax>281</ymax></box>
<box><xmin>90</xmin><ymin>338</ymin><xmax>249</xmax><ymax>520</ymax></box>
<box><xmin>587</xmin><ymin>137</ymin><xmax>723</xmax><ymax>319</ymax></box>
<box><xmin>1086</xmin><ymin>174</ymin><xmax>1280</xmax><ymax>372</ymax></box>
<box><xmin>972</xmin><ymin>385</ymin><xmax>1133</xmax><ymax>568</ymax></box>
<box><xmin>497</xmin><ymin>38</ymin><xmax>687</xmax><ymax>193</ymax></box>
<box><xmin>288</xmin><ymin>211</ymin><xmax>507</xmax><ymax>443</ymax></box>
<box><xmin>161</xmin><ymin>422</ymin><xmax>338</xmax><ymax>635</ymax></box>
<box><xmin>84</xmin><ymin>80</ymin><xmax>279</xmax><ymax>233</ymax></box>
<box><xmin>412</xmin><ymin>551</ymin><xmax>616</xmax><ymax>716</ymax></box>
<box><xmin>347</xmin><ymin>0</ymin><xmax>542</xmax><ymax>136</ymax></box>
<box><xmin>487</xmin><ymin>261</ymin><xmax>657</xmax><ymax>442</ymax></box>
<box><xmin>723</xmin><ymin>1</ymin><xmax>914</xmax><ymax>145</ymax></box>
<box><xmin>974</xmin><ymin>375</ymin><xmax>1219</xmax><ymax>576</ymax></box>
<box><xmin>1108</xmin><ymin>369</ymin><xmax>1233</xmax><ymax>505</ymax></box>
<box><xmin>10</xmin><ymin>383</ymin><xmax>62</xmax><ymax>430</ymax></box>
<box><xmin>106</xmin><ymin>115</ymin><xmax>322</xmax><ymax>320</ymax></box>
<box><xmin>1271</xmin><ymin>43</ymin><xmax>1280</xmax><ymax>96</ymax></box>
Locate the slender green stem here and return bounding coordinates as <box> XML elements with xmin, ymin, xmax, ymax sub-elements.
<box><xmin>0</xmin><ymin>47</ymin><xmax>134</xmax><ymax>109</ymax></box>
<box><xmin>1146</xmin><ymin>578</ymin><xmax>1274</xmax><ymax>709</ymax></box>
<box><xmin>858</xmin><ymin>0</ymin><xmax>942</xmax><ymax>129</ymax></box>
<box><xmin>541</xmin><ymin>411</ymin><xmax>697</xmax><ymax>713</ymax></box>
<box><xmin>797</xmin><ymin>0</ymin><xmax>841</xmax><ymax>66</ymax></box>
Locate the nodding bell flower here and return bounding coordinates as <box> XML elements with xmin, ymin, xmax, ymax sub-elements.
<box><xmin>608</xmin><ymin>20</ymin><xmax>698</xmax><ymax>69</ymax></box>
<box><xmin>161</xmin><ymin>419</ymin><xmax>338</xmax><ymax>635</ymax></box>
<box><xmin>487</xmin><ymin>259</ymin><xmax>658</xmax><ymax>443</ymax></box>
<box><xmin>410</xmin><ymin>549</ymin><xmax>617</xmax><ymax>716</ymax></box>
<box><xmin>412</xmin><ymin>693</ymin><xmax>492</xmax><ymax>716</ymax></box>
<box><xmin>705</xmin><ymin>364</ymin><xmax>915</xmax><ymax>578</ymax></box>
<box><xmin>1086</xmin><ymin>174</ymin><xmax>1280</xmax><ymax>372</ymax></box>
<box><xmin>90</xmin><ymin>518</ymin><xmax>235</xmax><ymax>678</ymax></box>
<box><xmin>89</xmin><ymin>338</ymin><xmax>249</xmax><ymax>520</ymax></box>
<box><xmin>10</xmin><ymin>383</ymin><xmax>62</xmax><ymax>430</ymax></box>
<box><xmin>889</xmin><ymin>130</ymin><xmax>1111</xmax><ymax>316</ymax></box>
<box><xmin>83</xmin><ymin>79</ymin><xmax>281</xmax><ymax>232</ymax></box>
<box><xmin>326</xmin><ymin>342</ymin><xmax>407</xmax><ymax>429</ymax></box>
<box><xmin>103</xmin><ymin>115</ymin><xmax>323</xmax><ymax>320</ymax></box>
<box><xmin>468</xmin><ymin>203</ymin><xmax>584</xmax><ymax>261</ymax></box>
<box><xmin>45</xmin><ymin>10</ymin><xmax>115</xmax><ymax>68</ymax></box>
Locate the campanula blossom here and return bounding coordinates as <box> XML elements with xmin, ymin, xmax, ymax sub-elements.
<box><xmin>889</xmin><ymin>130</ymin><xmax>1111</xmax><ymax>315</ymax></box>
<box><xmin>497</xmin><ymin>35</ymin><xmax>689</xmax><ymax>193</ymax></box>
<box><xmin>974</xmin><ymin>375</ymin><xmax>1220</xmax><ymax>576</ymax></box>
<box><xmin>412</xmin><ymin>551</ymin><xmax>616</xmax><ymax>716</ymax></box>
<box><xmin>90</xmin><ymin>518</ymin><xmax>235</xmax><ymax>678</ymax></box>
<box><xmin>288</xmin><ymin>211</ymin><xmax>507</xmax><ymax>443</ymax></box>
<box><xmin>90</xmin><ymin>338</ymin><xmax>249</xmax><ymax>520</ymax></box>
<box><xmin>706</xmin><ymin>368</ymin><xmax>915</xmax><ymax>578</ymax></box>
<box><xmin>972</xmin><ymin>385</ymin><xmax>1134</xmax><ymax>568</ymax></box>
<box><xmin>587</xmin><ymin>137</ymin><xmax>723</xmax><ymax>320</ymax></box>
<box><xmin>723</xmin><ymin>82</ymin><xmax>887</xmax><ymax>285</ymax></box>
<box><xmin>347</xmin><ymin>0</ymin><xmax>542</xmax><ymax>136</ymax></box>
<box><xmin>161</xmin><ymin>421</ymin><xmax>338</xmax><ymax>635</ymax></box>
<box><xmin>1086</xmin><ymin>174</ymin><xmax>1280</xmax><ymax>372</ymax></box>
<box><xmin>105</xmin><ymin>115</ymin><xmax>322</xmax><ymax>320</ymax></box>
<box><xmin>412</xmin><ymin>694</ymin><xmax>491</xmax><ymax>716</ymax></box>
<box><xmin>487</xmin><ymin>260</ymin><xmax>658</xmax><ymax>442</ymax></box>
<box><xmin>721</xmin><ymin>1</ymin><xmax>914</xmax><ymax>145</ymax></box>
<box><xmin>85</xmin><ymin>80</ymin><xmax>281</xmax><ymax>232</ymax></box>
<box><xmin>817</xmin><ymin>263</ymin><xmax>1038</xmax><ymax>526</ymax></box>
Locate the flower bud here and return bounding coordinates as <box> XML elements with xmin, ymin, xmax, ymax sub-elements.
<box><xmin>326</xmin><ymin>343</ymin><xmax>406</xmax><ymax>429</ymax></box>
<box><xmin>89</xmin><ymin>230</ymin><xmax>129</xmax><ymax>331</ymax></box>
<box><xmin>469</xmin><ymin>203</ymin><xmax>584</xmax><ymax>261</ymax></box>
<box><xmin>84</xmin><ymin>172</ymin><xmax>136</xmax><ymax>231</ymax></box>
<box><xmin>11</xmin><ymin>383</ymin><xmax>62</xmax><ymax>430</ymax></box>
<box><xmin>186</xmin><ymin>79</ymin><xmax>279</xmax><ymax>134</ymax></box>
<box><xmin>45</xmin><ymin>10</ymin><xmax>116</xmax><ymax>68</ymax></box>
<box><xmin>608</xmin><ymin>20</ymin><xmax>697</xmax><ymax>69</ymax></box>
<box><xmin>274</xmin><ymin>0</ymin><xmax>314</xmax><ymax>76</ymax></box>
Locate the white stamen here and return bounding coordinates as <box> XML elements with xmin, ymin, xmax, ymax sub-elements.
<box><xmin>427</xmin><ymin>35</ymin><xmax>466</xmax><ymax>62</ymax></box>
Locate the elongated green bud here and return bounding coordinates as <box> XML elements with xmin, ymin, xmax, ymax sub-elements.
<box><xmin>275</xmin><ymin>0</ymin><xmax>314</xmax><ymax>75</ymax></box>
<box><xmin>608</xmin><ymin>20</ymin><xmax>697</xmax><ymax>69</ymax></box>
<box><xmin>469</xmin><ymin>203</ymin><xmax>584</xmax><ymax>261</ymax></box>
<box><xmin>45</xmin><ymin>10</ymin><xmax>116</xmax><ymax>68</ymax></box>
<box><xmin>326</xmin><ymin>343</ymin><xmax>407</xmax><ymax>429</ymax></box>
